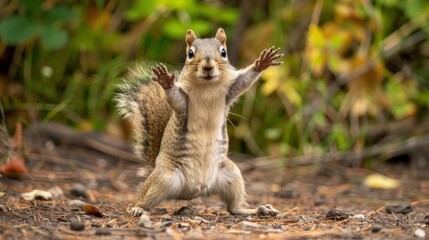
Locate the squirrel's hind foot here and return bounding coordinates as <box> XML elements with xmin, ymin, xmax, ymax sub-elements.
<box><xmin>230</xmin><ymin>204</ymin><xmax>280</xmax><ymax>216</ymax></box>
<box><xmin>130</xmin><ymin>207</ymin><xmax>150</xmax><ymax>217</ymax></box>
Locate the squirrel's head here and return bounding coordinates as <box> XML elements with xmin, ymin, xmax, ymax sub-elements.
<box><xmin>184</xmin><ymin>28</ymin><xmax>230</xmax><ymax>83</ymax></box>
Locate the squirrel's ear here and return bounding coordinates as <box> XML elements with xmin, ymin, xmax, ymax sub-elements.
<box><xmin>215</xmin><ymin>28</ymin><xmax>227</xmax><ymax>45</ymax></box>
<box><xmin>186</xmin><ymin>29</ymin><xmax>197</xmax><ymax>47</ymax></box>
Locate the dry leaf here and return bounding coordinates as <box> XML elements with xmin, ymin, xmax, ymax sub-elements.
<box><xmin>0</xmin><ymin>122</ymin><xmax>28</xmax><ymax>176</ymax></box>
<box><xmin>363</xmin><ymin>174</ymin><xmax>400</xmax><ymax>189</ymax></box>
<box><xmin>0</xmin><ymin>191</ymin><xmax>6</xmax><ymax>199</ymax></box>
<box><xmin>83</xmin><ymin>204</ymin><xmax>104</xmax><ymax>217</ymax></box>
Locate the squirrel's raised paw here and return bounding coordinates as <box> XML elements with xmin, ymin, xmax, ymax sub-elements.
<box><xmin>256</xmin><ymin>204</ymin><xmax>280</xmax><ymax>217</ymax></box>
<box><xmin>152</xmin><ymin>63</ymin><xmax>175</xmax><ymax>89</ymax></box>
<box><xmin>254</xmin><ymin>46</ymin><xmax>284</xmax><ymax>72</ymax></box>
<box><xmin>130</xmin><ymin>207</ymin><xmax>150</xmax><ymax>217</ymax></box>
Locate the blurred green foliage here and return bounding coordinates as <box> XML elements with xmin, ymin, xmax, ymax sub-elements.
<box><xmin>1</xmin><ymin>0</ymin><xmax>429</xmax><ymax>162</ymax></box>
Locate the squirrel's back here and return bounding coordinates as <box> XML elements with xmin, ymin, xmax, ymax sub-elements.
<box><xmin>115</xmin><ymin>65</ymin><xmax>172</xmax><ymax>166</ymax></box>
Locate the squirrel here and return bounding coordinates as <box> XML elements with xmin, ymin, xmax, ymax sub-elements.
<box><xmin>115</xmin><ymin>28</ymin><xmax>284</xmax><ymax>217</ymax></box>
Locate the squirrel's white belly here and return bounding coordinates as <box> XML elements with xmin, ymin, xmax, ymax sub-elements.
<box><xmin>178</xmin><ymin>100</ymin><xmax>226</xmax><ymax>198</ymax></box>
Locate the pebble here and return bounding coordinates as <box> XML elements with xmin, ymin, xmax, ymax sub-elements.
<box><xmin>385</xmin><ymin>203</ymin><xmax>413</xmax><ymax>214</ymax></box>
<box><xmin>70</xmin><ymin>219</ymin><xmax>85</xmax><ymax>231</ymax></box>
<box><xmin>173</xmin><ymin>206</ymin><xmax>193</xmax><ymax>216</ymax></box>
<box><xmin>136</xmin><ymin>230</ymin><xmax>148</xmax><ymax>237</ymax></box>
<box><xmin>160</xmin><ymin>221</ymin><xmax>173</xmax><ymax>228</ymax></box>
<box><xmin>48</xmin><ymin>186</ymin><xmax>64</xmax><ymax>199</ymax></box>
<box><xmin>414</xmin><ymin>228</ymin><xmax>426</xmax><ymax>238</ymax></box>
<box><xmin>95</xmin><ymin>229</ymin><xmax>111</xmax><ymax>236</ymax></box>
<box><xmin>138</xmin><ymin>214</ymin><xmax>152</xmax><ymax>228</ymax></box>
<box><xmin>194</xmin><ymin>216</ymin><xmax>209</xmax><ymax>224</ymax></box>
<box><xmin>371</xmin><ymin>225</ymin><xmax>383</xmax><ymax>233</ymax></box>
<box><xmin>68</xmin><ymin>199</ymin><xmax>86</xmax><ymax>210</ymax></box>
<box><xmin>0</xmin><ymin>204</ymin><xmax>6</xmax><ymax>212</ymax></box>
<box><xmin>70</xmin><ymin>183</ymin><xmax>88</xmax><ymax>199</ymax></box>
<box><xmin>178</xmin><ymin>222</ymin><xmax>190</xmax><ymax>228</ymax></box>
<box><xmin>239</xmin><ymin>221</ymin><xmax>261</xmax><ymax>230</ymax></box>
<box><xmin>423</xmin><ymin>215</ymin><xmax>429</xmax><ymax>225</ymax></box>
<box><xmin>351</xmin><ymin>214</ymin><xmax>365</xmax><ymax>221</ymax></box>
<box><xmin>154</xmin><ymin>208</ymin><xmax>168</xmax><ymax>214</ymax></box>
<box><xmin>325</xmin><ymin>209</ymin><xmax>349</xmax><ymax>221</ymax></box>
<box><xmin>91</xmin><ymin>221</ymin><xmax>102</xmax><ymax>228</ymax></box>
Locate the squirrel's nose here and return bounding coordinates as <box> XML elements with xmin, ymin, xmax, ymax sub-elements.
<box><xmin>202</xmin><ymin>65</ymin><xmax>213</xmax><ymax>71</ymax></box>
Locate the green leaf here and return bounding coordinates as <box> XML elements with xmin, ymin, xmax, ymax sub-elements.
<box><xmin>45</xmin><ymin>6</ymin><xmax>74</xmax><ymax>23</ymax></box>
<box><xmin>40</xmin><ymin>26</ymin><xmax>68</xmax><ymax>49</ymax></box>
<box><xmin>20</xmin><ymin>0</ymin><xmax>43</xmax><ymax>11</ymax></box>
<box><xmin>125</xmin><ymin>0</ymin><xmax>157</xmax><ymax>20</ymax></box>
<box><xmin>0</xmin><ymin>16</ymin><xmax>39</xmax><ymax>44</ymax></box>
<box><xmin>163</xmin><ymin>19</ymin><xmax>211</xmax><ymax>39</ymax></box>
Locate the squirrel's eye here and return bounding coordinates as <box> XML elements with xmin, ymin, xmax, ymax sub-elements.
<box><xmin>221</xmin><ymin>48</ymin><xmax>227</xmax><ymax>58</ymax></box>
<box><xmin>188</xmin><ymin>49</ymin><xmax>194</xmax><ymax>59</ymax></box>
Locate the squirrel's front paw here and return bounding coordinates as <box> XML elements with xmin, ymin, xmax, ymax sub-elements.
<box><xmin>254</xmin><ymin>46</ymin><xmax>284</xmax><ymax>72</ymax></box>
<box><xmin>130</xmin><ymin>207</ymin><xmax>150</xmax><ymax>217</ymax></box>
<box><xmin>152</xmin><ymin>63</ymin><xmax>175</xmax><ymax>89</ymax></box>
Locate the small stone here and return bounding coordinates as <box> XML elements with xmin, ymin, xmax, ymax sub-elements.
<box><xmin>351</xmin><ymin>214</ymin><xmax>365</xmax><ymax>221</ymax></box>
<box><xmin>314</xmin><ymin>198</ymin><xmax>326</xmax><ymax>206</ymax></box>
<box><xmin>70</xmin><ymin>219</ymin><xmax>85</xmax><ymax>231</ymax></box>
<box><xmin>178</xmin><ymin>222</ymin><xmax>190</xmax><ymax>228</ymax></box>
<box><xmin>154</xmin><ymin>208</ymin><xmax>168</xmax><ymax>214</ymax></box>
<box><xmin>160</xmin><ymin>221</ymin><xmax>173</xmax><ymax>228</ymax></box>
<box><xmin>371</xmin><ymin>225</ymin><xmax>383</xmax><ymax>233</ymax></box>
<box><xmin>423</xmin><ymin>215</ymin><xmax>429</xmax><ymax>225</ymax></box>
<box><xmin>415</xmin><ymin>228</ymin><xmax>426</xmax><ymax>238</ymax></box>
<box><xmin>95</xmin><ymin>229</ymin><xmax>111</xmax><ymax>236</ymax></box>
<box><xmin>138</xmin><ymin>214</ymin><xmax>152</xmax><ymax>228</ymax></box>
<box><xmin>57</xmin><ymin>217</ymin><xmax>68</xmax><ymax>222</ymax></box>
<box><xmin>48</xmin><ymin>186</ymin><xmax>64</xmax><ymax>199</ymax></box>
<box><xmin>0</xmin><ymin>205</ymin><xmax>6</xmax><ymax>212</ymax></box>
<box><xmin>68</xmin><ymin>199</ymin><xmax>86</xmax><ymax>210</ymax></box>
<box><xmin>136</xmin><ymin>230</ymin><xmax>148</xmax><ymax>237</ymax></box>
<box><xmin>91</xmin><ymin>221</ymin><xmax>102</xmax><ymax>228</ymax></box>
<box><xmin>21</xmin><ymin>189</ymin><xmax>52</xmax><ymax>201</ymax></box>
<box><xmin>70</xmin><ymin>183</ymin><xmax>88</xmax><ymax>199</ymax></box>
<box><xmin>385</xmin><ymin>203</ymin><xmax>413</xmax><ymax>214</ymax></box>
<box><xmin>325</xmin><ymin>209</ymin><xmax>349</xmax><ymax>221</ymax></box>
<box><xmin>341</xmin><ymin>232</ymin><xmax>354</xmax><ymax>238</ymax></box>
<box><xmin>173</xmin><ymin>206</ymin><xmax>193</xmax><ymax>216</ymax></box>
<box><xmin>194</xmin><ymin>216</ymin><xmax>209</xmax><ymax>224</ymax></box>
<box><xmin>239</xmin><ymin>221</ymin><xmax>261</xmax><ymax>230</ymax></box>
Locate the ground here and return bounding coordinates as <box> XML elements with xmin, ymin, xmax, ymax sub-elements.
<box><xmin>0</xmin><ymin>123</ymin><xmax>428</xmax><ymax>239</ymax></box>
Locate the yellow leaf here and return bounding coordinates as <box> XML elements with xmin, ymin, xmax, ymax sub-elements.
<box><xmin>363</xmin><ymin>174</ymin><xmax>400</xmax><ymax>189</ymax></box>
<box><xmin>280</xmin><ymin>80</ymin><xmax>302</xmax><ymax>107</ymax></box>
<box><xmin>261</xmin><ymin>67</ymin><xmax>281</xmax><ymax>95</ymax></box>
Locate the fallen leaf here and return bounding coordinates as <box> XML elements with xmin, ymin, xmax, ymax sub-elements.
<box><xmin>83</xmin><ymin>204</ymin><xmax>103</xmax><ymax>217</ymax></box>
<box><xmin>0</xmin><ymin>191</ymin><xmax>6</xmax><ymax>199</ymax></box>
<box><xmin>0</xmin><ymin>122</ymin><xmax>28</xmax><ymax>176</ymax></box>
<box><xmin>21</xmin><ymin>190</ymin><xmax>52</xmax><ymax>201</ymax></box>
<box><xmin>363</xmin><ymin>173</ymin><xmax>400</xmax><ymax>189</ymax></box>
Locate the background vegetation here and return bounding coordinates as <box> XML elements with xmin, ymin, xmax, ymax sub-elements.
<box><xmin>1</xmin><ymin>0</ymin><xmax>429</xmax><ymax>166</ymax></box>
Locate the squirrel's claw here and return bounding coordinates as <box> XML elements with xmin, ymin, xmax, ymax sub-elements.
<box><xmin>254</xmin><ymin>47</ymin><xmax>284</xmax><ymax>71</ymax></box>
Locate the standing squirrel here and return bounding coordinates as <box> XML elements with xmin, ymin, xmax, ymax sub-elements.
<box><xmin>116</xmin><ymin>28</ymin><xmax>284</xmax><ymax>217</ymax></box>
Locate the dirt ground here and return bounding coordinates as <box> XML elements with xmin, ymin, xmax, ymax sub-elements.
<box><xmin>1</xmin><ymin>123</ymin><xmax>428</xmax><ymax>239</ymax></box>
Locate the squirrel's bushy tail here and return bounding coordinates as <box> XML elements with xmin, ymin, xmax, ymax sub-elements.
<box><xmin>115</xmin><ymin>65</ymin><xmax>172</xmax><ymax>167</ymax></box>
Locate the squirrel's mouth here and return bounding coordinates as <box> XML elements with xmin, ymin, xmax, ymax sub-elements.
<box><xmin>200</xmin><ymin>75</ymin><xmax>218</xmax><ymax>81</ymax></box>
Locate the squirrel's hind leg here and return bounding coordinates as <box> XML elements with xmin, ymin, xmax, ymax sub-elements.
<box><xmin>214</xmin><ymin>159</ymin><xmax>280</xmax><ymax>216</ymax></box>
<box><xmin>130</xmin><ymin>164</ymin><xmax>182</xmax><ymax>217</ymax></box>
